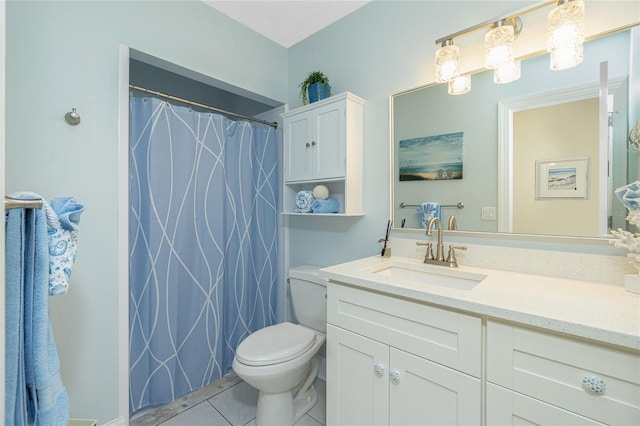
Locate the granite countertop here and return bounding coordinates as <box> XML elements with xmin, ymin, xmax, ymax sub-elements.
<box><xmin>320</xmin><ymin>255</ymin><xmax>640</xmax><ymax>351</ymax></box>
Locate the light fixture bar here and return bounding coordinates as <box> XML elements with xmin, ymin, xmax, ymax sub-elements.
<box><xmin>435</xmin><ymin>0</ymin><xmax>555</xmax><ymax>45</ymax></box>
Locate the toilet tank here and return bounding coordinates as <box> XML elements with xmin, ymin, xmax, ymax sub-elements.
<box><xmin>289</xmin><ymin>265</ymin><xmax>327</xmax><ymax>333</ymax></box>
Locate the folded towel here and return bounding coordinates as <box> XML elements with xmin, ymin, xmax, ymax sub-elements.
<box><xmin>295</xmin><ymin>191</ymin><xmax>314</xmax><ymax>213</ymax></box>
<box><xmin>311</xmin><ymin>198</ymin><xmax>340</xmax><ymax>213</ymax></box>
<box><xmin>417</xmin><ymin>202</ymin><xmax>441</xmax><ymax>229</ymax></box>
<box><xmin>615</xmin><ymin>181</ymin><xmax>640</xmax><ymax>211</ymax></box>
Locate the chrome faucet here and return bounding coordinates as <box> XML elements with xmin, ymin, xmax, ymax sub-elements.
<box><xmin>414</xmin><ymin>217</ymin><xmax>467</xmax><ymax>267</ymax></box>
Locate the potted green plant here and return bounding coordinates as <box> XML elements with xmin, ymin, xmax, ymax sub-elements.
<box><xmin>298</xmin><ymin>71</ymin><xmax>331</xmax><ymax>104</ymax></box>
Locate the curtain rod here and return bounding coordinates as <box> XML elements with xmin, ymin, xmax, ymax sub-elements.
<box><xmin>129</xmin><ymin>84</ymin><xmax>278</xmax><ymax>129</ymax></box>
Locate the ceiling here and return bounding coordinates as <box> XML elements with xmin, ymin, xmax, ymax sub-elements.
<box><xmin>202</xmin><ymin>0</ymin><xmax>372</xmax><ymax>48</ymax></box>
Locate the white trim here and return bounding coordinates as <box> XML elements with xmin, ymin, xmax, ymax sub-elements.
<box><xmin>497</xmin><ymin>76</ymin><xmax>626</xmax><ymax>233</ymax></box>
<box><xmin>117</xmin><ymin>44</ymin><xmax>130</xmax><ymax>423</ymax></box>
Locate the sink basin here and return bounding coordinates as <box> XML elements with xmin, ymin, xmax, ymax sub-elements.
<box><xmin>369</xmin><ymin>263</ymin><xmax>486</xmax><ymax>290</ymax></box>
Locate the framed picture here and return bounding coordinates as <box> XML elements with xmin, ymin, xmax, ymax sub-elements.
<box><xmin>535</xmin><ymin>157</ymin><xmax>590</xmax><ymax>199</ymax></box>
<box><xmin>399</xmin><ymin>132</ymin><xmax>463</xmax><ymax>181</ymax></box>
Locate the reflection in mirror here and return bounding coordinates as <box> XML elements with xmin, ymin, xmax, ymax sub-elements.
<box><xmin>391</xmin><ymin>27</ymin><xmax>638</xmax><ymax>238</ymax></box>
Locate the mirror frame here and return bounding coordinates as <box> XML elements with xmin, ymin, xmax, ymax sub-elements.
<box><xmin>388</xmin><ymin>26</ymin><xmax>638</xmax><ymax>250</ymax></box>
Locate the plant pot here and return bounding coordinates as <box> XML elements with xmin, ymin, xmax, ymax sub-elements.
<box><xmin>308</xmin><ymin>82</ymin><xmax>331</xmax><ymax>103</ymax></box>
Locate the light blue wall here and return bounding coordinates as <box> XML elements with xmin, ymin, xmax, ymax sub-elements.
<box><xmin>286</xmin><ymin>1</ymin><xmax>534</xmax><ymax>267</ymax></box>
<box><xmin>5</xmin><ymin>0</ymin><xmax>286</xmax><ymax>422</ymax></box>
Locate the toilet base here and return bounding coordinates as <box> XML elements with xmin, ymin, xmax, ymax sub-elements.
<box><xmin>256</xmin><ymin>384</ymin><xmax>318</xmax><ymax>426</ymax></box>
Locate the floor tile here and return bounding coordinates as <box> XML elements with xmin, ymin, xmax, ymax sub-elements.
<box><xmin>159</xmin><ymin>401</ymin><xmax>231</xmax><ymax>426</ymax></box>
<box><xmin>208</xmin><ymin>381</ymin><xmax>259</xmax><ymax>426</ymax></box>
<box><xmin>307</xmin><ymin>379</ymin><xmax>326</xmax><ymax>425</ymax></box>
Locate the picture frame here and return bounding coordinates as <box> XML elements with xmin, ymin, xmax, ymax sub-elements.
<box><xmin>535</xmin><ymin>157</ymin><xmax>590</xmax><ymax>199</ymax></box>
<box><xmin>398</xmin><ymin>132</ymin><xmax>464</xmax><ymax>181</ymax></box>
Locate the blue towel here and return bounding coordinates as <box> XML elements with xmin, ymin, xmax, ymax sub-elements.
<box><xmin>295</xmin><ymin>191</ymin><xmax>314</xmax><ymax>213</ymax></box>
<box><xmin>311</xmin><ymin>198</ymin><xmax>340</xmax><ymax>213</ymax></box>
<box><xmin>417</xmin><ymin>202</ymin><xmax>441</xmax><ymax>229</ymax></box>
<box><xmin>5</xmin><ymin>193</ymin><xmax>70</xmax><ymax>425</ymax></box>
<box><xmin>615</xmin><ymin>180</ymin><xmax>640</xmax><ymax>211</ymax></box>
<box><xmin>47</xmin><ymin>197</ymin><xmax>85</xmax><ymax>296</ymax></box>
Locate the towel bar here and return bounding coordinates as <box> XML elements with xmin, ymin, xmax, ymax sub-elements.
<box><xmin>4</xmin><ymin>196</ymin><xmax>43</xmax><ymax>211</ymax></box>
<box><xmin>400</xmin><ymin>202</ymin><xmax>464</xmax><ymax>209</ymax></box>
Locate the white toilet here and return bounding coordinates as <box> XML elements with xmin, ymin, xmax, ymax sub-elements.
<box><xmin>232</xmin><ymin>265</ymin><xmax>327</xmax><ymax>426</ymax></box>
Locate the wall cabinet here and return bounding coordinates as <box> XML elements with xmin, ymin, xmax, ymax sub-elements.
<box><xmin>281</xmin><ymin>92</ymin><xmax>364</xmax><ymax>216</ymax></box>
<box><xmin>486</xmin><ymin>320</ymin><xmax>640</xmax><ymax>425</ymax></box>
<box><xmin>326</xmin><ymin>283</ymin><xmax>482</xmax><ymax>425</ymax></box>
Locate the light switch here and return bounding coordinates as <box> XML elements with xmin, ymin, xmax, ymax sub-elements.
<box><xmin>481</xmin><ymin>207</ymin><xmax>497</xmax><ymax>220</ymax></box>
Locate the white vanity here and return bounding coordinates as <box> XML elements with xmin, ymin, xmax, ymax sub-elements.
<box><xmin>321</xmin><ymin>255</ymin><xmax>640</xmax><ymax>426</ymax></box>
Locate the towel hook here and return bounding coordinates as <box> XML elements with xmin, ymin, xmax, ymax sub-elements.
<box><xmin>64</xmin><ymin>108</ymin><xmax>81</xmax><ymax>126</ymax></box>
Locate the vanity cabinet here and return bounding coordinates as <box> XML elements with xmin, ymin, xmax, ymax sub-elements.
<box><xmin>281</xmin><ymin>92</ymin><xmax>364</xmax><ymax>216</ymax></box>
<box><xmin>326</xmin><ymin>282</ymin><xmax>482</xmax><ymax>425</ymax></box>
<box><xmin>486</xmin><ymin>320</ymin><xmax>640</xmax><ymax>425</ymax></box>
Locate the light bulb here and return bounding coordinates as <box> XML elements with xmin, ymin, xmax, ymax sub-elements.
<box><xmin>547</xmin><ymin>0</ymin><xmax>585</xmax><ymax>70</ymax></box>
<box><xmin>484</xmin><ymin>21</ymin><xmax>515</xmax><ymax>69</ymax></box>
<box><xmin>448</xmin><ymin>74</ymin><xmax>471</xmax><ymax>95</ymax></box>
<box><xmin>435</xmin><ymin>41</ymin><xmax>459</xmax><ymax>83</ymax></box>
<box><xmin>494</xmin><ymin>60</ymin><xmax>521</xmax><ymax>84</ymax></box>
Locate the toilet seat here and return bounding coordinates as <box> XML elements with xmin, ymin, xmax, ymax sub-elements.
<box><xmin>235</xmin><ymin>322</ymin><xmax>315</xmax><ymax>366</ymax></box>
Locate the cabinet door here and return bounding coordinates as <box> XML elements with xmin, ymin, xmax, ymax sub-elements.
<box><xmin>389</xmin><ymin>348</ymin><xmax>481</xmax><ymax>426</ymax></box>
<box><xmin>487</xmin><ymin>383</ymin><xmax>606</xmax><ymax>425</ymax></box>
<box><xmin>327</xmin><ymin>325</ymin><xmax>389</xmax><ymax>426</ymax></box>
<box><xmin>284</xmin><ymin>112</ymin><xmax>312</xmax><ymax>182</ymax></box>
<box><xmin>312</xmin><ymin>101</ymin><xmax>346</xmax><ymax>180</ymax></box>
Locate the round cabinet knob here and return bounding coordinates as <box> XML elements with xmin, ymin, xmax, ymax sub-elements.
<box><xmin>311</xmin><ymin>141</ymin><xmax>317</xmax><ymax>146</ymax></box>
<box><xmin>373</xmin><ymin>363</ymin><xmax>385</xmax><ymax>376</ymax></box>
<box><xmin>306</xmin><ymin>142</ymin><xmax>311</xmax><ymax>147</ymax></box>
<box><xmin>389</xmin><ymin>371</ymin><xmax>401</xmax><ymax>384</ymax></box>
<box><xmin>582</xmin><ymin>375</ymin><xmax>606</xmax><ymax>394</ymax></box>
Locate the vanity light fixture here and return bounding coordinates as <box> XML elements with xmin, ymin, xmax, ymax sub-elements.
<box><xmin>547</xmin><ymin>0</ymin><xmax>585</xmax><ymax>70</ymax></box>
<box><xmin>433</xmin><ymin>0</ymin><xmax>587</xmax><ymax>95</ymax></box>
<box><xmin>435</xmin><ymin>40</ymin><xmax>459</xmax><ymax>83</ymax></box>
<box><xmin>448</xmin><ymin>74</ymin><xmax>471</xmax><ymax>95</ymax></box>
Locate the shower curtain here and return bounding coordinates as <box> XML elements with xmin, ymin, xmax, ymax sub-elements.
<box><xmin>128</xmin><ymin>96</ymin><xmax>278</xmax><ymax>413</ymax></box>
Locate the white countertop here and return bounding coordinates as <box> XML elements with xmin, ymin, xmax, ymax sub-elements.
<box><xmin>320</xmin><ymin>255</ymin><xmax>640</xmax><ymax>351</ymax></box>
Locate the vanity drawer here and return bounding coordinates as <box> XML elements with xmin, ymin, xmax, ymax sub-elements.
<box><xmin>327</xmin><ymin>282</ymin><xmax>482</xmax><ymax>377</ymax></box>
<box><xmin>487</xmin><ymin>320</ymin><xmax>640</xmax><ymax>425</ymax></box>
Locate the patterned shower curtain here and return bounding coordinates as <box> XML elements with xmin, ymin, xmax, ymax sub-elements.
<box><xmin>128</xmin><ymin>96</ymin><xmax>278</xmax><ymax>413</ymax></box>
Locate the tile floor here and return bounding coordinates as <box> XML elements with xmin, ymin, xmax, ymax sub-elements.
<box><xmin>130</xmin><ymin>373</ymin><xmax>326</xmax><ymax>426</ymax></box>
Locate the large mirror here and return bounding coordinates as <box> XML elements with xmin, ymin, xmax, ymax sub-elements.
<box><xmin>391</xmin><ymin>26</ymin><xmax>639</xmax><ymax>239</ymax></box>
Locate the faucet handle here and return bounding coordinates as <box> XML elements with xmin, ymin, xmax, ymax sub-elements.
<box><xmin>416</xmin><ymin>241</ymin><xmax>434</xmax><ymax>261</ymax></box>
<box><xmin>446</xmin><ymin>245</ymin><xmax>467</xmax><ymax>267</ymax></box>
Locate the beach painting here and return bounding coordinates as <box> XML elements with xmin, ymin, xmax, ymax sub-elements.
<box><xmin>535</xmin><ymin>157</ymin><xmax>590</xmax><ymax>199</ymax></box>
<box><xmin>399</xmin><ymin>132</ymin><xmax>463</xmax><ymax>181</ymax></box>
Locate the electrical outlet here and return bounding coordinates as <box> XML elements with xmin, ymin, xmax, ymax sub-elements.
<box><xmin>481</xmin><ymin>207</ymin><xmax>497</xmax><ymax>220</ymax></box>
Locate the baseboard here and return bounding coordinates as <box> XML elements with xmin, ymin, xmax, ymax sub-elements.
<box><xmin>102</xmin><ymin>416</ymin><xmax>126</xmax><ymax>426</ymax></box>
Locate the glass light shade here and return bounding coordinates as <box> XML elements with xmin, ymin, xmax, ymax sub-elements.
<box><xmin>435</xmin><ymin>43</ymin><xmax>459</xmax><ymax>83</ymax></box>
<box><xmin>484</xmin><ymin>23</ymin><xmax>515</xmax><ymax>69</ymax></box>
<box><xmin>448</xmin><ymin>74</ymin><xmax>471</xmax><ymax>95</ymax></box>
<box><xmin>494</xmin><ymin>60</ymin><xmax>521</xmax><ymax>84</ymax></box>
<box><xmin>547</xmin><ymin>0</ymin><xmax>585</xmax><ymax>70</ymax></box>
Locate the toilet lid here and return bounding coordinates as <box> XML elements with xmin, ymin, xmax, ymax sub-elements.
<box><xmin>235</xmin><ymin>322</ymin><xmax>315</xmax><ymax>366</ymax></box>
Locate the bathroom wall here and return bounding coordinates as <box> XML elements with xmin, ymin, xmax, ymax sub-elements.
<box><xmin>286</xmin><ymin>1</ymin><xmax>639</xmax><ymax>268</ymax></box>
<box><xmin>5</xmin><ymin>1</ymin><xmax>286</xmax><ymax>423</ymax></box>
